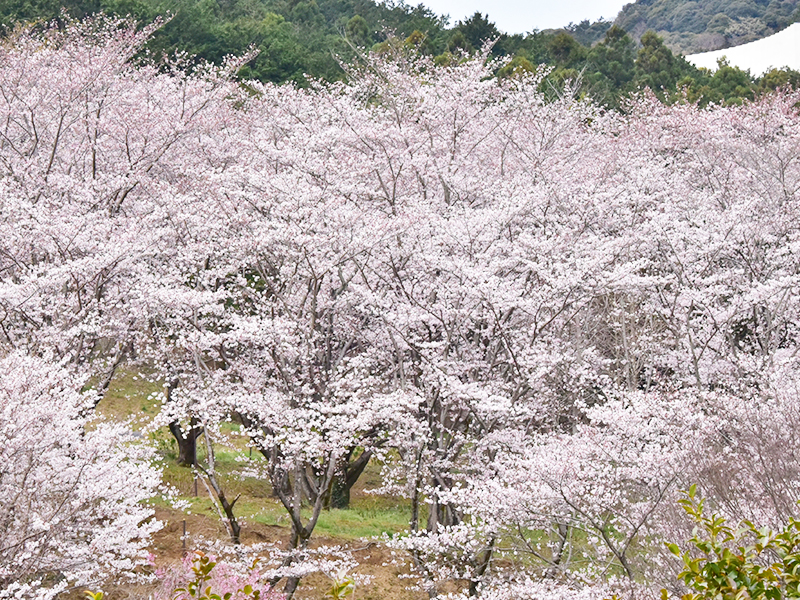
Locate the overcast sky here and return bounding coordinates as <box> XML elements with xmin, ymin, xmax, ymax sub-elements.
<box><xmin>418</xmin><ymin>0</ymin><xmax>631</xmax><ymax>34</ymax></box>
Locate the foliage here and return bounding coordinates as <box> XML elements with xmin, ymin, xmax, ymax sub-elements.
<box><xmin>565</xmin><ymin>18</ymin><xmax>613</xmax><ymax>47</ymax></box>
<box><xmin>1</xmin><ymin>0</ymin><xmax>794</xmax><ymax>106</ymax></box>
<box><xmin>635</xmin><ymin>30</ymin><xmax>684</xmax><ymax>96</ymax></box>
<box><xmin>0</xmin><ymin>0</ymin><xmax>449</xmax><ymax>85</ymax></box>
<box><xmin>666</xmin><ymin>486</ymin><xmax>800</xmax><ymax>600</ymax></box>
<box><xmin>586</xmin><ymin>24</ymin><xmax>637</xmax><ymax>106</ymax></box>
<box><xmin>326</xmin><ymin>571</ymin><xmax>355</xmax><ymax>600</ymax></box>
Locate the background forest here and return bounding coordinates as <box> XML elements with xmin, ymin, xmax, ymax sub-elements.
<box><xmin>3</xmin><ymin>0</ymin><xmax>800</xmax><ymax>106</ymax></box>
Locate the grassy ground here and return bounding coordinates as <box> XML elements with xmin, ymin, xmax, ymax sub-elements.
<box><xmin>96</xmin><ymin>369</ymin><xmax>425</xmax><ymax>600</ymax></box>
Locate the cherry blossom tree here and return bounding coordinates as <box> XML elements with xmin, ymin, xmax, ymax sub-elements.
<box><xmin>0</xmin><ymin>16</ymin><xmax>243</xmax><ymax>592</ymax></box>
<box><xmin>0</xmin><ymin>352</ymin><xmax>161</xmax><ymax>599</ymax></box>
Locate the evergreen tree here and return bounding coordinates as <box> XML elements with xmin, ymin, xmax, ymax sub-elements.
<box><xmin>634</xmin><ymin>30</ymin><xmax>697</xmax><ymax>99</ymax></box>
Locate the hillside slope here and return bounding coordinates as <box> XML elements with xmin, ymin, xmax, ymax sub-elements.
<box><xmin>686</xmin><ymin>21</ymin><xmax>800</xmax><ymax>74</ymax></box>
<box><xmin>615</xmin><ymin>0</ymin><xmax>800</xmax><ymax>54</ymax></box>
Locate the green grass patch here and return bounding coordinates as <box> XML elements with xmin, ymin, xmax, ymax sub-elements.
<box><xmin>100</xmin><ymin>367</ymin><xmax>416</xmax><ymax>544</ymax></box>
<box><xmin>95</xmin><ymin>369</ymin><xmax>162</xmax><ymax>428</ymax></box>
<box><xmin>312</xmin><ymin>497</ymin><xmax>412</xmax><ymax>539</ymax></box>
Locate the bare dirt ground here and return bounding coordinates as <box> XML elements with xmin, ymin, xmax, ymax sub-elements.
<box><xmin>86</xmin><ymin>506</ymin><xmax>426</xmax><ymax>600</ymax></box>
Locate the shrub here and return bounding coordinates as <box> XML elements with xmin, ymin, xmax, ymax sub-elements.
<box><xmin>665</xmin><ymin>486</ymin><xmax>800</xmax><ymax>600</ymax></box>
<box><xmin>154</xmin><ymin>552</ymin><xmax>283</xmax><ymax>600</ymax></box>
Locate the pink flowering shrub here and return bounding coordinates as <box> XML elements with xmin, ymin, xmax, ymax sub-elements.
<box><xmin>154</xmin><ymin>553</ymin><xmax>284</xmax><ymax>600</ymax></box>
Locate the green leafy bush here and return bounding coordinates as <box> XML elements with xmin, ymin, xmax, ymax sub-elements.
<box><xmin>665</xmin><ymin>486</ymin><xmax>800</xmax><ymax>600</ymax></box>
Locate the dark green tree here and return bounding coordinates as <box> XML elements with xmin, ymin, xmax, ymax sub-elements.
<box><xmin>447</xmin><ymin>29</ymin><xmax>471</xmax><ymax>54</ymax></box>
<box><xmin>565</xmin><ymin>18</ymin><xmax>612</xmax><ymax>47</ymax></box>
<box><xmin>547</xmin><ymin>31</ymin><xmax>586</xmax><ymax>67</ymax></box>
<box><xmin>455</xmin><ymin>11</ymin><xmax>503</xmax><ymax>53</ymax></box>
<box><xmin>709</xmin><ymin>57</ymin><xmax>755</xmax><ymax>104</ymax></box>
<box><xmin>589</xmin><ymin>25</ymin><xmax>636</xmax><ymax>88</ymax></box>
<box><xmin>345</xmin><ymin>14</ymin><xmax>370</xmax><ymax>47</ymax></box>
<box><xmin>635</xmin><ymin>30</ymin><xmax>687</xmax><ymax>97</ymax></box>
<box><xmin>757</xmin><ymin>67</ymin><xmax>800</xmax><ymax>92</ymax></box>
<box><xmin>240</xmin><ymin>13</ymin><xmax>310</xmax><ymax>83</ymax></box>
<box><xmin>586</xmin><ymin>24</ymin><xmax>636</xmax><ymax>106</ymax></box>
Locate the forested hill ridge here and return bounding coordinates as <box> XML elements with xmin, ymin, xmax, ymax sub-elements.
<box><xmin>1</xmin><ymin>0</ymin><xmax>799</xmax><ymax>107</ymax></box>
<box><xmin>0</xmin><ymin>0</ymin><xmax>452</xmax><ymax>83</ymax></box>
<box><xmin>615</xmin><ymin>0</ymin><xmax>800</xmax><ymax>54</ymax></box>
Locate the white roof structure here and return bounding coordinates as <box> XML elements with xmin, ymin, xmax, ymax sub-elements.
<box><xmin>686</xmin><ymin>22</ymin><xmax>800</xmax><ymax>75</ymax></box>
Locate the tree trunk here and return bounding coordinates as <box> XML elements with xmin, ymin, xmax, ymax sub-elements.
<box><xmin>468</xmin><ymin>537</ymin><xmax>495</xmax><ymax>596</ymax></box>
<box><xmin>427</xmin><ymin>493</ymin><xmax>460</xmax><ymax>532</ymax></box>
<box><xmin>545</xmin><ymin>522</ymin><xmax>569</xmax><ymax>579</ymax></box>
<box><xmin>328</xmin><ymin>476</ymin><xmax>350</xmax><ymax>510</ymax></box>
<box><xmin>284</xmin><ymin>576</ymin><xmax>301</xmax><ymax>599</ymax></box>
<box><xmin>327</xmin><ymin>448</ymin><xmax>372</xmax><ymax>509</ymax></box>
<box><xmin>169</xmin><ymin>417</ymin><xmax>201</xmax><ymax>467</ymax></box>
<box><xmin>197</xmin><ymin>431</ymin><xmax>242</xmax><ymax>545</ymax></box>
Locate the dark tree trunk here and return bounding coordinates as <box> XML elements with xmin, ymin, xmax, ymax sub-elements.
<box><xmin>284</xmin><ymin>576</ymin><xmax>301</xmax><ymax>599</ymax></box>
<box><xmin>427</xmin><ymin>491</ymin><xmax>461</xmax><ymax>532</ymax></box>
<box><xmin>328</xmin><ymin>476</ymin><xmax>351</xmax><ymax>510</ymax></box>
<box><xmin>327</xmin><ymin>448</ymin><xmax>373</xmax><ymax>509</ymax></box>
<box><xmin>468</xmin><ymin>537</ymin><xmax>495</xmax><ymax>596</ymax></box>
<box><xmin>169</xmin><ymin>417</ymin><xmax>201</xmax><ymax>467</ymax></box>
<box><xmin>165</xmin><ymin>379</ymin><xmax>202</xmax><ymax>467</ymax></box>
